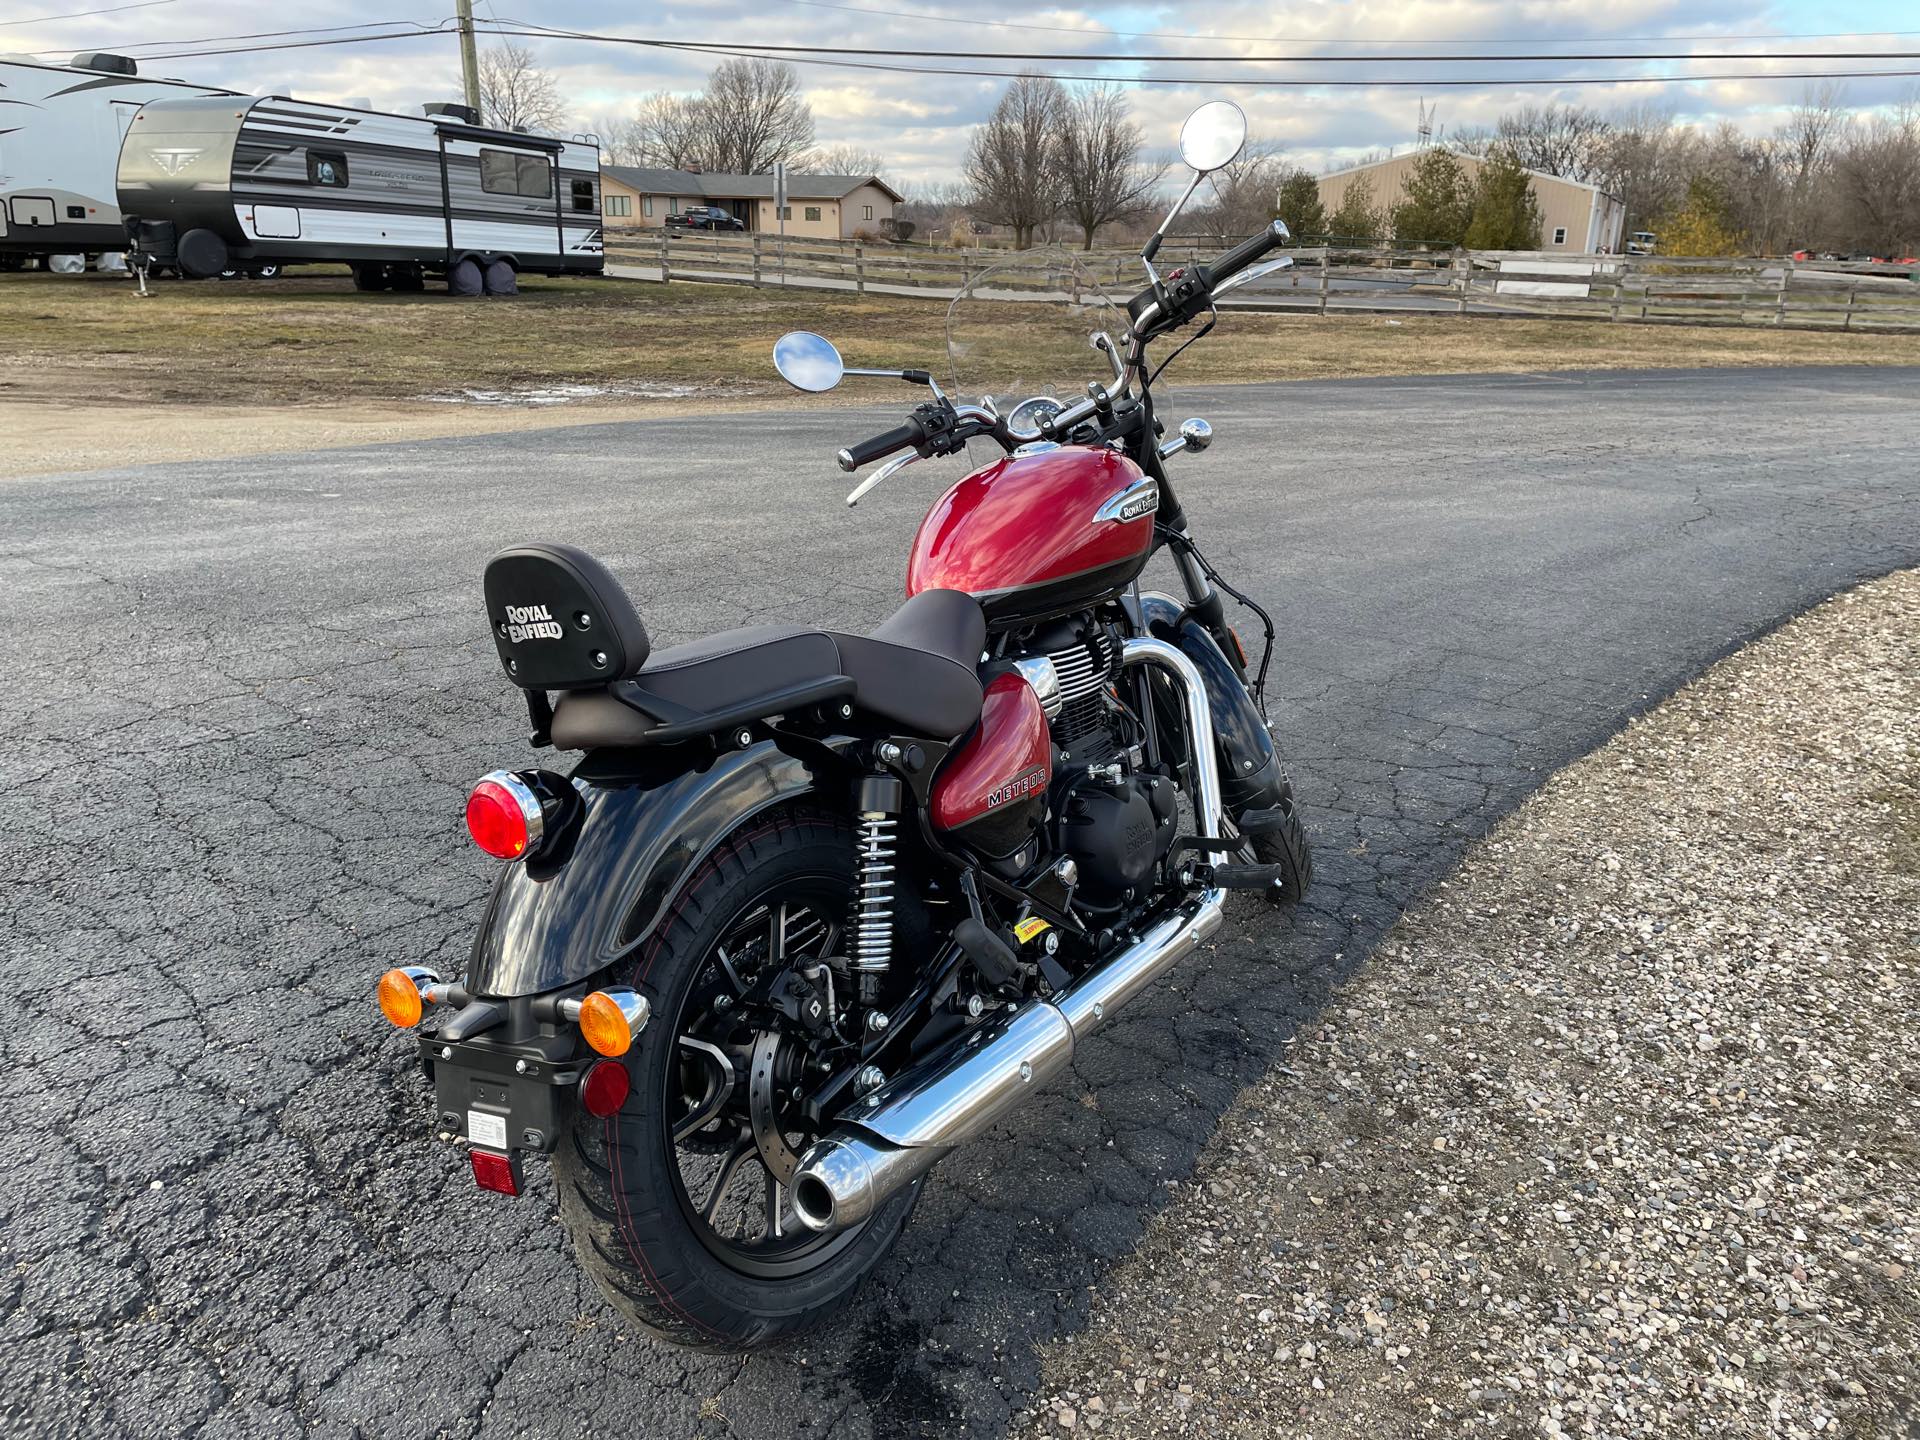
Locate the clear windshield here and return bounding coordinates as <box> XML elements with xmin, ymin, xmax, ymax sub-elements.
<box><xmin>944</xmin><ymin>248</ymin><xmax>1125</xmax><ymax>454</ymax></box>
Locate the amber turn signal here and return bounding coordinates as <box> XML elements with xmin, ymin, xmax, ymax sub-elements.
<box><xmin>1225</xmin><ymin>625</ymin><xmax>1250</xmax><ymax>671</ymax></box>
<box><xmin>377</xmin><ymin>966</ymin><xmax>439</xmax><ymax>1028</ymax></box>
<box><xmin>578</xmin><ymin>988</ymin><xmax>652</xmax><ymax>1057</ymax></box>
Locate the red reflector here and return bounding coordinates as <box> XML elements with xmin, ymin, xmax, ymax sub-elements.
<box><xmin>581</xmin><ymin>1059</ymin><xmax>632</xmax><ymax>1118</ymax></box>
<box><xmin>466</xmin><ymin>779</ymin><xmax>531</xmax><ymax>859</ymax></box>
<box><xmin>469</xmin><ymin>1148</ymin><xmax>521</xmax><ymax>1196</ymax></box>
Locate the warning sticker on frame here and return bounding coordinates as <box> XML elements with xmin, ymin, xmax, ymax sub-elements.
<box><xmin>468</xmin><ymin>1110</ymin><xmax>509</xmax><ymax>1150</ymax></box>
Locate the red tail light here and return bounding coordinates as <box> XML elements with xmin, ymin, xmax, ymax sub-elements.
<box><xmin>470</xmin><ymin>1148</ymin><xmax>521</xmax><ymax>1195</ymax></box>
<box><xmin>580</xmin><ymin>1059</ymin><xmax>632</xmax><ymax>1118</ymax></box>
<box><xmin>465</xmin><ymin>771</ymin><xmax>543</xmax><ymax>859</ymax></box>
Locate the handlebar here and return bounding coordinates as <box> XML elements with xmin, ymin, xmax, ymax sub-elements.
<box><xmin>1209</xmin><ymin>219</ymin><xmax>1291</xmax><ymax>287</ymax></box>
<box><xmin>1127</xmin><ymin>219</ymin><xmax>1291</xmax><ymax>338</ymax></box>
<box><xmin>837</xmin><ymin>418</ymin><xmax>927</xmax><ymax>473</ymax></box>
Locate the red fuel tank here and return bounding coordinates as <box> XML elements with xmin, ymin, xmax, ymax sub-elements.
<box><xmin>930</xmin><ymin>672</ymin><xmax>1050</xmax><ymax>858</ymax></box>
<box><xmin>906</xmin><ymin>445</ymin><xmax>1157</xmax><ymax>626</ymax></box>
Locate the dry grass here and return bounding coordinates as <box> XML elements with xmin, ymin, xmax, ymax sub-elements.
<box><xmin>3</xmin><ymin>269</ymin><xmax>1917</xmax><ymax>411</ymax></box>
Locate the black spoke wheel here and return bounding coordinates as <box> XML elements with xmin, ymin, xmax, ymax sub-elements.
<box><xmin>555</xmin><ymin>807</ymin><xmax>922</xmax><ymax>1352</ymax></box>
<box><xmin>664</xmin><ymin>889</ymin><xmax>864</xmax><ymax>1278</ymax></box>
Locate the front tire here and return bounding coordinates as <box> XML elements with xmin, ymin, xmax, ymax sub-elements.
<box><xmin>555</xmin><ymin>806</ymin><xmax>920</xmax><ymax>1351</ymax></box>
<box><xmin>1246</xmin><ymin>786</ymin><xmax>1314</xmax><ymax>905</ymax></box>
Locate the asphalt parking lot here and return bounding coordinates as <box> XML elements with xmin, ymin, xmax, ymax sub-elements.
<box><xmin>4</xmin><ymin>366</ymin><xmax>1918</xmax><ymax>1439</ymax></box>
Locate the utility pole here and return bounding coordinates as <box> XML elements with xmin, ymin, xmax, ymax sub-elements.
<box><xmin>455</xmin><ymin>0</ymin><xmax>482</xmax><ymax>117</ymax></box>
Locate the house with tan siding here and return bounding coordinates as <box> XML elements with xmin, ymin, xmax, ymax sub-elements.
<box><xmin>600</xmin><ymin>167</ymin><xmax>903</xmax><ymax>240</ymax></box>
<box><xmin>1318</xmin><ymin>151</ymin><xmax>1626</xmax><ymax>253</ymax></box>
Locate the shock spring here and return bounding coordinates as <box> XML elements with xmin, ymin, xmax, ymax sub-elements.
<box><xmin>851</xmin><ymin>811</ymin><xmax>897</xmax><ymax>999</ymax></box>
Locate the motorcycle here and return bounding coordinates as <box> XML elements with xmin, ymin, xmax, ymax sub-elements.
<box><xmin>375</xmin><ymin>100</ymin><xmax>1312</xmax><ymax>1351</ymax></box>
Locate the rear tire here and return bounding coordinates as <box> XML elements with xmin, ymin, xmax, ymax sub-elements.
<box><xmin>555</xmin><ymin>806</ymin><xmax>920</xmax><ymax>1352</ymax></box>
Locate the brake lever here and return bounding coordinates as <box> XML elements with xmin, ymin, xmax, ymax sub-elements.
<box><xmin>846</xmin><ymin>450</ymin><xmax>919</xmax><ymax>507</ymax></box>
<box><xmin>1212</xmin><ymin>256</ymin><xmax>1295</xmax><ymax>299</ymax></box>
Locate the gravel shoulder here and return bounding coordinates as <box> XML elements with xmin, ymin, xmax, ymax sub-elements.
<box><xmin>1030</xmin><ymin>571</ymin><xmax>1920</xmax><ymax>1439</ymax></box>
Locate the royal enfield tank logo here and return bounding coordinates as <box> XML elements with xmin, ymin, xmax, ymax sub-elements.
<box><xmin>985</xmin><ymin>766</ymin><xmax>1047</xmax><ymax>810</ymax></box>
<box><xmin>502</xmin><ymin>603</ymin><xmax>564</xmax><ymax>643</ymax></box>
<box><xmin>148</xmin><ymin>147</ymin><xmax>205</xmax><ymax>177</ymax></box>
<box><xmin>1096</xmin><ymin>479</ymin><xmax>1160</xmax><ymax>525</ymax></box>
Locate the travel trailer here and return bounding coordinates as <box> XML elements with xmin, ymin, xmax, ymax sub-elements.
<box><xmin>0</xmin><ymin>52</ymin><xmax>236</xmax><ymax>266</ymax></box>
<box><xmin>119</xmin><ymin>94</ymin><xmax>604</xmax><ymax>289</ymax></box>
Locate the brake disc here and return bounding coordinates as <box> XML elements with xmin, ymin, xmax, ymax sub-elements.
<box><xmin>747</xmin><ymin>1029</ymin><xmax>803</xmax><ymax>1185</ymax></box>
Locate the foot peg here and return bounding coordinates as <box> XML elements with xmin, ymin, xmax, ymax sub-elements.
<box><xmin>1210</xmin><ymin>863</ymin><xmax>1289</xmax><ymax>892</ymax></box>
<box><xmin>1234</xmin><ymin>804</ymin><xmax>1294</xmax><ymax>836</ymax></box>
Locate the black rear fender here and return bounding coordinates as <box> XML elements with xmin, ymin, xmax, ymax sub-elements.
<box><xmin>464</xmin><ymin>740</ymin><xmax>824</xmax><ymax>998</ymax></box>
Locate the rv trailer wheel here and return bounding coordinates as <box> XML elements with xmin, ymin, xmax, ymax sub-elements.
<box><xmin>447</xmin><ymin>258</ymin><xmax>483</xmax><ymax>297</ymax></box>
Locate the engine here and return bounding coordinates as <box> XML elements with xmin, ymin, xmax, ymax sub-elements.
<box><xmin>1009</xmin><ymin>615</ymin><xmax>1180</xmax><ymax>913</ymax></box>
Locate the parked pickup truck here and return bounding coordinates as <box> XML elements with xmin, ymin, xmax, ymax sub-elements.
<box><xmin>667</xmin><ymin>205</ymin><xmax>745</xmax><ymax>232</ymax></box>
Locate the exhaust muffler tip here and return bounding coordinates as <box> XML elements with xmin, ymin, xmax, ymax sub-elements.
<box><xmin>791</xmin><ymin>1136</ymin><xmax>878</xmax><ymax>1233</ymax></box>
<box><xmin>791</xmin><ymin>1133</ymin><xmax>946</xmax><ymax>1233</ymax></box>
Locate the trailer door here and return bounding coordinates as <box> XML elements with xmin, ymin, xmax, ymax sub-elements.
<box><xmin>439</xmin><ymin>133</ymin><xmax>563</xmax><ymax>263</ymax></box>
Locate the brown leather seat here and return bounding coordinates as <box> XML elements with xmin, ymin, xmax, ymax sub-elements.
<box><xmin>549</xmin><ymin>589</ymin><xmax>986</xmax><ymax>748</ymax></box>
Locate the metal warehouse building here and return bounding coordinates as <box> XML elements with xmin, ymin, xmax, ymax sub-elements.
<box><xmin>1318</xmin><ymin>151</ymin><xmax>1626</xmax><ymax>253</ymax></box>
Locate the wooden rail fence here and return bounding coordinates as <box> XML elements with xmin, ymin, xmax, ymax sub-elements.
<box><xmin>603</xmin><ymin>230</ymin><xmax>1920</xmax><ymax>333</ymax></box>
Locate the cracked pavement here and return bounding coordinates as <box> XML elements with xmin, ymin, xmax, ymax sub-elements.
<box><xmin>3</xmin><ymin>366</ymin><xmax>1918</xmax><ymax>1439</ymax></box>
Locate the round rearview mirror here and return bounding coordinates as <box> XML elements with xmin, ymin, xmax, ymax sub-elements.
<box><xmin>1179</xmin><ymin>101</ymin><xmax>1248</xmax><ymax>174</ymax></box>
<box><xmin>773</xmin><ymin>331</ymin><xmax>845</xmax><ymax>392</ymax></box>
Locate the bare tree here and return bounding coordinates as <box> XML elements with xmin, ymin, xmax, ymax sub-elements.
<box><xmin>698</xmin><ymin>57</ymin><xmax>814</xmax><ymax>174</ymax></box>
<box><xmin>1596</xmin><ymin>102</ymin><xmax>1681</xmax><ymax>239</ymax></box>
<box><xmin>1829</xmin><ymin>102</ymin><xmax>1920</xmax><ymax>254</ymax></box>
<box><xmin>1777</xmin><ymin>82</ymin><xmax>1846</xmax><ymax>245</ymax></box>
<box><xmin>1055</xmin><ymin>85</ymin><xmax>1163</xmax><ymax>249</ymax></box>
<box><xmin>897</xmin><ymin>179</ymin><xmax>969</xmax><ymax>243</ymax></box>
<box><xmin>476</xmin><ymin>42</ymin><xmax>566</xmax><ymax>133</ymax></box>
<box><xmin>593</xmin><ymin>114</ymin><xmax>648</xmax><ymax>167</ymax></box>
<box><xmin>630</xmin><ymin>91</ymin><xmax>709</xmax><ymax>169</ymax></box>
<box><xmin>1447</xmin><ymin>125</ymin><xmax>1498</xmax><ymax>159</ymax></box>
<box><xmin>964</xmin><ymin>72</ymin><xmax>1067</xmax><ymax>249</ymax></box>
<box><xmin>1196</xmin><ymin>142</ymin><xmax>1289</xmax><ymax>238</ymax></box>
<box><xmin>800</xmin><ymin>143</ymin><xmax>891</xmax><ymax>178</ymax></box>
<box><xmin>1496</xmin><ymin>102</ymin><xmax>1614</xmax><ymax>184</ymax></box>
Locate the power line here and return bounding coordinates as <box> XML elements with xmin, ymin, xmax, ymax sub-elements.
<box><xmin>497</xmin><ymin>23</ymin><xmax>1920</xmax><ymax>66</ymax></box>
<box><xmin>120</xmin><ymin>24</ymin><xmax>1920</xmax><ymax>91</ymax></box>
<box><xmin>496</xmin><ymin>29</ymin><xmax>1920</xmax><ymax>88</ymax></box>
<box><xmin>133</xmin><ymin>30</ymin><xmax>461</xmax><ymax>61</ymax></box>
<box><xmin>22</xmin><ymin>19</ymin><xmax>450</xmax><ymax>57</ymax></box>
<box><xmin>761</xmin><ymin>0</ymin><xmax>1920</xmax><ymax>51</ymax></box>
<box><xmin>0</xmin><ymin>0</ymin><xmax>175</xmax><ymax>27</ymax></box>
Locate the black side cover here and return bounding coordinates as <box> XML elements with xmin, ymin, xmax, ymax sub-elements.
<box><xmin>483</xmin><ymin>543</ymin><xmax>650</xmax><ymax>690</ymax></box>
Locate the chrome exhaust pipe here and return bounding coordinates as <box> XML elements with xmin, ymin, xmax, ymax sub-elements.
<box><xmin>791</xmin><ymin>637</ymin><xmax>1231</xmax><ymax>1234</ymax></box>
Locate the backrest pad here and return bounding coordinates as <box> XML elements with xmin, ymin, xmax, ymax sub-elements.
<box><xmin>482</xmin><ymin>542</ymin><xmax>651</xmax><ymax>690</ymax></box>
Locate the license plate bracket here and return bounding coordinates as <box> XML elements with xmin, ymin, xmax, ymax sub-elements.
<box><xmin>421</xmin><ymin>1035</ymin><xmax>584</xmax><ymax>1154</ymax></box>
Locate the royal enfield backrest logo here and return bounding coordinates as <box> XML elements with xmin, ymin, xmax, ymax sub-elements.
<box><xmin>148</xmin><ymin>147</ymin><xmax>204</xmax><ymax>177</ymax></box>
<box><xmin>985</xmin><ymin>766</ymin><xmax>1047</xmax><ymax>809</ymax></box>
<box><xmin>1096</xmin><ymin>480</ymin><xmax>1160</xmax><ymax>525</ymax></box>
<box><xmin>503</xmin><ymin>603</ymin><xmax>563</xmax><ymax>643</ymax></box>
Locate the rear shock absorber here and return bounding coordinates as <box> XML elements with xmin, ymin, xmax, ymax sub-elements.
<box><xmin>851</xmin><ymin>775</ymin><xmax>902</xmax><ymax>1004</ymax></box>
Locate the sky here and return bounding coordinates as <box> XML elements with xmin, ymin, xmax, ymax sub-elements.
<box><xmin>6</xmin><ymin>0</ymin><xmax>1918</xmax><ymax>186</ymax></box>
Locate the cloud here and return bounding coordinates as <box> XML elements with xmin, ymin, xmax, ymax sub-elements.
<box><xmin>9</xmin><ymin>0</ymin><xmax>1916</xmax><ymax>183</ymax></box>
